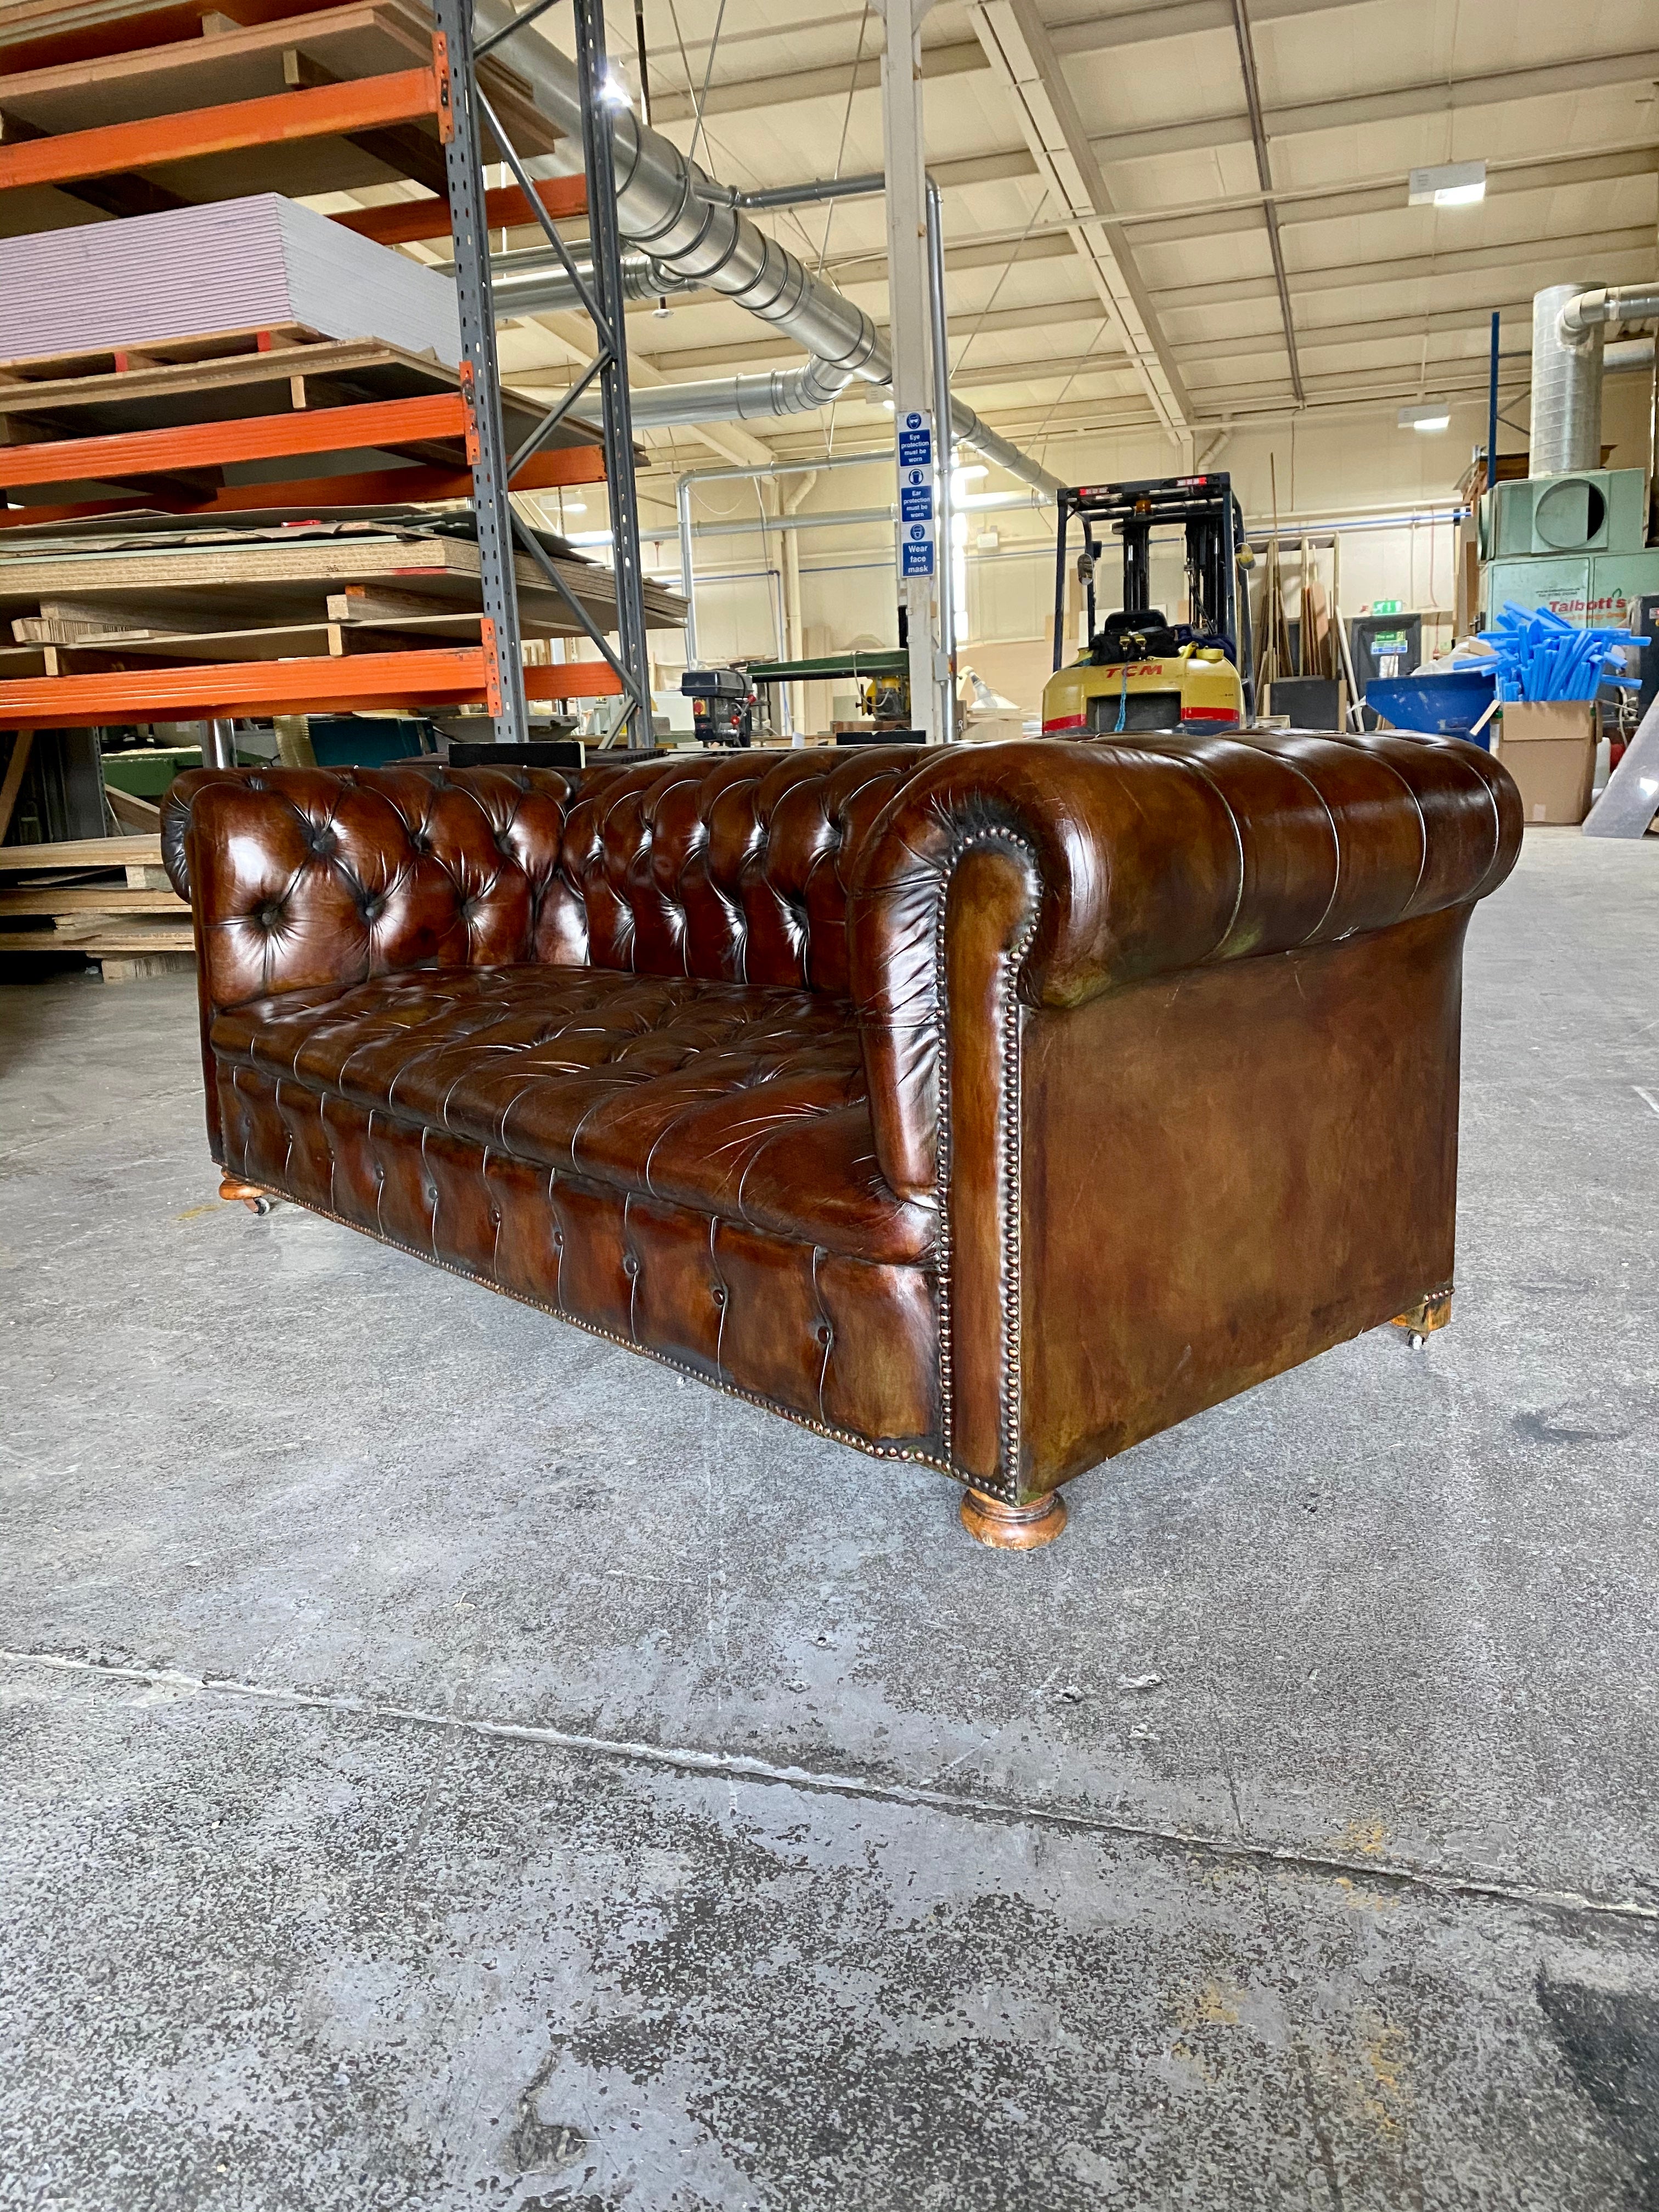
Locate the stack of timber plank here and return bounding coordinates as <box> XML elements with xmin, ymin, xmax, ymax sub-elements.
<box><xmin>0</xmin><ymin>803</ymin><xmax>194</xmax><ymax>980</ymax></box>
<box><xmin>0</xmin><ymin>513</ymin><xmax>685</xmax><ymax>723</ymax></box>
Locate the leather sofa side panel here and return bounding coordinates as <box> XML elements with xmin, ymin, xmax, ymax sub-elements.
<box><xmin>1016</xmin><ymin>906</ymin><xmax>1469</xmax><ymax>1492</ymax></box>
<box><xmin>938</xmin><ymin>843</ymin><xmax>1040</xmax><ymax>1494</ymax></box>
<box><xmin>213</xmin><ymin>1065</ymin><xmax>943</xmax><ymax>1462</ymax></box>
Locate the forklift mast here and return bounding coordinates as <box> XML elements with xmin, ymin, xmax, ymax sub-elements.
<box><xmin>1052</xmin><ymin>473</ymin><xmax>1255</xmax><ymax>719</ymax></box>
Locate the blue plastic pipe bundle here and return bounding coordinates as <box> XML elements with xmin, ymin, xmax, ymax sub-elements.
<box><xmin>1456</xmin><ymin>601</ymin><xmax>1640</xmax><ymax>703</ymax></box>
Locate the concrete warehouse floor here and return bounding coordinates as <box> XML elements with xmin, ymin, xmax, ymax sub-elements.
<box><xmin>2</xmin><ymin>828</ymin><xmax>1657</xmax><ymax>2212</ymax></box>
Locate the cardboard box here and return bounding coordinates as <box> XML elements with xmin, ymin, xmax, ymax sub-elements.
<box><xmin>1492</xmin><ymin>701</ymin><xmax>1596</xmax><ymax>826</ymax></box>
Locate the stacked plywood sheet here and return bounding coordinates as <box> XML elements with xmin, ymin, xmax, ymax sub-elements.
<box><xmin>0</xmin><ymin>815</ymin><xmax>193</xmax><ymax>978</ymax></box>
<box><xmin>0</xmin><ymin>195</ymin><xmax>462</xmax><ymax>369</ymax></box>
<box><xmin>0</xmin><ymin>513</ymin><xmax>687</xmax><ymax>724</ymax></box>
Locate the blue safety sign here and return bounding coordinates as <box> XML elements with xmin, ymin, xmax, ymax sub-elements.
<box><xmin>902</xmin><ymin>540</ymin><xmax>935</xmax><ymax>577</ymax></box>
<box><xmin>897</xmin><ymin>410</ymin><xmax>933</xmax><ymax>467</ymax></box>
<box><xmin>900</xmin><ymin>484</ymin><xmax>934</xmax><ymax>522</ymax></box>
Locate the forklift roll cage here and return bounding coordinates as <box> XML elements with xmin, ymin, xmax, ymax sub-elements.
<box><xmin>1052</xmin><ymin>473</ymin><xmax>1255</xmax><ymax>720</ymax></box>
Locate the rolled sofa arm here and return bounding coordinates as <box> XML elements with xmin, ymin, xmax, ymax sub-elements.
<box><xmin>847</xmin><ymin>732</ymin><xmax>1521</xmax><ymax>1200</ymax></box>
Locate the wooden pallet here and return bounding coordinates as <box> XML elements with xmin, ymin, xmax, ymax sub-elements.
<box><xmin>0</xmin><ymin>337</ymin><xmax>601</xmax><ymax>447</ymax></box>
<box><xmin>0</xmin><ymin>374</ymin><xmax>608</xmax><ymax>528</ymax></box>
<box><xmin>1</xmin><ymin>5</ymin><xmax>325</xmax><ymax>80</ymax></box>
<box><xmin>0</xmin><ymin>335</ymin><xmax>608</xmax><ymax>524</ymax></box>
<box><xmin>0</xmin><ymin>2</ymin><xmax>558</xmax><ymax>229</ymax></box>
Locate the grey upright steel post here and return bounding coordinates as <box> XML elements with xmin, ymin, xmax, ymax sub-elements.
<box><xmin>437</xmin><ymin>0</ymin><xmax>529</xmax><ymax>743</ymax></box>
<box><xmin>573</xmin><ymin>0</ymin><xmax>651</xmax><ymax>743</ymax></box>
<box><xmin>925</xmin><ymin>176</ymin><xmax>955</xmax><ymax>741</ymax></box>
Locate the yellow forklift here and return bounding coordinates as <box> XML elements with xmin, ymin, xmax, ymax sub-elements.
<box><xmin>1041</xmin><ymin>475</ymin><xmax>1254</xmax><ymax>735</ymax></box>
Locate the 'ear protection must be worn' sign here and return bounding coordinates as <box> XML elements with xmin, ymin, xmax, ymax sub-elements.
<box><xmin>896</xmin><ymin>409</ymin><xmax>935</xmax><ymax>577</ymax></box>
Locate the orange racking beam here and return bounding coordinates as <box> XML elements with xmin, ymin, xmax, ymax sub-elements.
<box><xmin>0</xmin><ymin>394</ymin><xmax>474</xmax><ymax>490</ymax></box>
<box><xmin>0</xmin><ymin>66</ymin><xmax>443</xmax><ymax>195</ymax></box>
<box><xmin>0</xmin><ymin>444</ymin><xmax>608</xmax><ymax>530</ymax></box>
<box><xmin>0</xmin><ymin>650</ymin><xmax>623</xmax><ymax>728</ymax></box>
<box><xmin>334</xmin><ymin>175</ymin><xmax>588</xmax><ymax>247</ymax></box>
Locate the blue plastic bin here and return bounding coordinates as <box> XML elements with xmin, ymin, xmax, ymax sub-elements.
<box><xmin>1364</xmin><ymin>670</ymin><xmax>1497</xmax><ymax>748</ymax></box>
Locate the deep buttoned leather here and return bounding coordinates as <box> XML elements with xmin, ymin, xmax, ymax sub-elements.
<box><xmin>165</xmin><ymin>735</ymin><xmax>1520</xmax><ymax>1499</ymax></box>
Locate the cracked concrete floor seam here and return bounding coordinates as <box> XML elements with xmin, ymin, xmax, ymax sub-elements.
<box><xmin>8</xmin><ymin>1646</ymin><xmax>1659</xmax><ymax>1935</ymax></box>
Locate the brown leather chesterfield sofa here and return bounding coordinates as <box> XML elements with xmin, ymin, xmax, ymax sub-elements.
<box><xmin>163</xmin><ymin>735</ymin><xmax>1520</xmax><ymax>1547</ymax></box>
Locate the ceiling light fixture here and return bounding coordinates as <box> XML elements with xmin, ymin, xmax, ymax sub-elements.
<box><xmin>1408</xmin><ymin>160</ymin><xmax>1486</xmax><ymax>208</ymax></box>
<box><xmin>1400</xmin><ymin>403</ymin><xmax>1452</xmax><ymax>432</ymax></box>
<box><xmin>600</xmin><ymin>71</ymin><xmax>632</xmax><ymax>106</ymax></box>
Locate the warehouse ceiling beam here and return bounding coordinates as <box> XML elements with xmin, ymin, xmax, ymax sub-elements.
<box><xmin>1085</xmin><ymin>45</ymin><xmax>1659</xmax><ymax>167</ymax></box>
<box><xmin>644</xmin><ymin>0</ymin><xmax>1374</xmax><ymax>123</ymax></box>
<box><xmin>1228</xmin><ymin>0</ymin><xmax>1301</xmax><ymax>405</ymax></box>
<box><xmin>968</xmin><ymin>0</ymin><xmax>1190</xmax><ymax>441</ymax></box>
<box><xmin>1150</xmin><ymin>223</ymin><xmax>1659</xmax><ymax>317</ymax></box>
<box><xmin>641</xmin><ymin>40</ymin><xmax>1659</xmax><ymax>181</ymax></box>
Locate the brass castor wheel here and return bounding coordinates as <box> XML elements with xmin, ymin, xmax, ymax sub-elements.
<box><xmin>960</xmin><ymin>1486</ymin><xmax>1068</xmax><ymax>1550</ymax></box>
<box><xmin>220</xmin><ymin>1176</ymin><xmax>274</xmax><ymax>1215</ymax></box>
<box><xmin>1392</xmin><ymin>1291</ymin><xmax>1451</xmax><ymax>1356</ymax></box>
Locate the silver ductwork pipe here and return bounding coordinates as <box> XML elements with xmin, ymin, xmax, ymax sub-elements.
<box><xmin>466</xmin><ymin>0</ymin><xmax>1062</xmax><ymax>499</ymax></box>
<box><xmin>487</xmin><ymin>247</ymin><xmax>688</xmax><ymax>316</ymax></box>
<box><xmin>629</xmin><ymin>362</ymin><xmax>857</xmax><ymax>427</ymax></box>
<box><xmin>1530</xmin><ymin>281</ymin><xmax>1659</xmax><ymax>476</ymax></box>
<box><xmin>1530</xmin><ymin>283</ymin><xmax>1603</xmax><ymax>476</ymax></box>
<box><xmin>1606</xmin><ymin>336</ymin><xmax>1656</xmax><ymax>373</ymax></box>
<box><xmin>1558</xmin><ymin>284</ymin><xmax>1659</xmax><ymax>338</ymax></box>
<box><xmin>471</xmin><ymin>0</ymin><xmax>879</xmax><ymax>376</ymax></box>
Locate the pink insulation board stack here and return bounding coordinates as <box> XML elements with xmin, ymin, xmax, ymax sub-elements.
<box><xmin>0</xmin><ymin>194</ymin><xmax>461</xmax><ymax>368</ymax></box>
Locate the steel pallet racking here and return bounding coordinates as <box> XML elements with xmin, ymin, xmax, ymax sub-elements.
<box><xmin>0</xmin><ymin>0</ymin><xmax>648</xmax><ymax>737</ymax></box>
<box><xmin>435</xmin><ymin>0</ymin><xmax>649</xmax><ymax>744</ymax></box>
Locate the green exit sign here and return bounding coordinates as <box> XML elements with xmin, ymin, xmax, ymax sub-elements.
<box><xmin>1371</xmin><ymin>598</ymin><xmax>1403</xmax><ymax>615</ymax></box>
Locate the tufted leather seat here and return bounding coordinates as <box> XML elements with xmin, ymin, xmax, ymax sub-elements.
<box><xmin>166</xmin><ymin>736</ymin><xmax>1522</xmax><ymax>1531</ymax></box>
<box><xmin>210</xmin><ymin>966</ymin><xmax>932</xmax><ymax>1262</ymax></box>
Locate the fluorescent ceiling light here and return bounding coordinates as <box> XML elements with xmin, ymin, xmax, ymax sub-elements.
<box><xmin>1408</xmin><ymin>160</ymin><xmax>1486</xmax><ymax>208</ymax></box>
<box><xmin>1400</xmin><ymin>403</ymin><xmax>1452</xmax><ymax>432</ymax></box>
<box><xmin>561</xmin><ymin>500</ymin><xmax>587</xmax><ymax>516</ymax></box>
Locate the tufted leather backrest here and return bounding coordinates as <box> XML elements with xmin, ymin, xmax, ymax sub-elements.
<box><xmin>163</xmin><ymin>748</ymin><xmax>934</xmax><ymax>1013</ymax></box>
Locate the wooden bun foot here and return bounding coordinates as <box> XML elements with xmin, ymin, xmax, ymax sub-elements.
<box><xmin>960</xmin><ymin>1486</ymin><xmax>1067</xmax><ymax>1550</ymax></box>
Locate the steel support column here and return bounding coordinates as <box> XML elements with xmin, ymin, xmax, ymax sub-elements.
<box><xmin>436</xmin><ymin>0</ymin><xmax>529</xmax><ymax>741</ymax></box>
<box><xmin>573</xmin><ymin>0</ymin><xmax>651</xmax><ymax>742</ymax></box>
<box><xmin>876</xmin><ymin>0</ymin><xmax>946</xmax><ymax>742</ymax></box>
